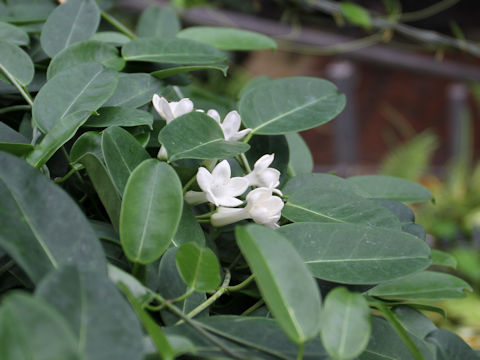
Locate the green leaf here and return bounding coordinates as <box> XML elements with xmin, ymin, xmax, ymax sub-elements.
<box><xmin>278</xmin><ymin>223</ymin><xmax>431</xmax><ymax>284</ymax></box>
<box><xmin>107</xmin><ymin>264</ymin><xmax>153</xmax><ymax>300</ymax></box>
<box><xmin>85</xmin><ymin>106</ymin><xmax>153</xmax><ymax>128</ymax></box>
<box><xmin>137</xmin><ymin>6</ymin><xmax>180</xmax><ymax>38</ymax></box>
<box><xmin>33</xmin><ymin>63</ymin><xmax>118</xmax><ymax>132</ymax></box>
<box><xmin>151</xmin><ymin>64</ymin><xmax>228</xmax><ymax>79</ymax></box>
<box><xmin>346</xmin><ymin>175</ymin><xmax>432</xmax><ymax>203</ymax></box>
<box><xmin>158</xmin><ymin>112</ymin><xmax>250</xmax><ymax>161</ymax></box>
<box><xmin>40</xmin><ymin>0</ymin><xmax>100</xmax><ymax>57</ymax></box>
<box><xmin>283</xmin><ymin>173</ymin><xmax>360</xmax><ymax>196</ymax></box>
<box><xmin>431</xmin><ymin>249</ymin><xmax>457</xmax><ymax>269</ymax></box>
<box><xmin>393</xmin><ymin>306</ymin><xmax>437</xmax><ymax>339</ymax></box>
<box><xmin>70</xmin><ymin>131</ymin><xmax>122</xmax><ymax>231</ymax></box>
<box><xmin>119</xmin><ymin>283</ymin><xmax>176</xmax><ymax>360</ymax></box>
<box><xmin>426</xmin><ymin>329</ymin><xmax>478</xmax><ymax>360</ymax></box>
<box><xmin>340</xmin><ymin>2</ymin><xmax>372</xmax><ymax>30</ymax></box>
<box><xmin>239</xmin><ymin>77</ymin><xmax>345</xmax><ymax>135</ymax></box>
<box><xmin>36</xmin><ymin>266</ymin><xmax>144</xmax><ymax>360</ymax></box>
<box><xmin>0</xmin><ymin>122</ymin><xmax>33</xmax><ymax>156</ymax></box>
<box><xmin>101</xmin><ymin>126</ymin><xmax>150</xmax><ymax>195</ymax></box>
<box><xmin>321</xmin><ymin>287</ymin><xmax>371</xmax><ymax>360</ymax></box>
<box><xmin>91</xmin><ymin>31</ymin><xmax>131</xmax><ymax>46</ymax></box>
<box><xmin>177</xmin><ymin>26</ymin><xmax>277</xmax><ymax>51</ymax></box>
<box><xmin>176</xmin><ymin>242</ymin><xmax>221</xmax><ymax>292</ymax></box>
<box><xmin>236</xmin><ymin>224</ymin><xmax>321</xmax><ymax>344</ymax></box>
<box><xmin>122</xmin><ymin>37</ymin><xmax>227</xmax><ymax>65</ymax></box>
<box><xmin>26</xmin><ymin>111</ymin><xmax>91</xmax><ymax>168</ymax></box>
<box><xmin>0</xmin><ymin>21</ymin><xmax>29</xmax><ymax>46</ymax></box>
<box><xmin>104</xmin><ymin>73</ymin><xmax>164</xmax><ymax>108</ymax></box>
<box><xmin>120</xmin><ymin>159</ymin><xmax>183</xmax><ymax>264</ymax></box>
<box><xmin>173</xmin><ymin>203</ymin><xmax>206</xmax><ymax>247</ymax></box>
<box><xmin>47</xmin><ymin>40</ymin><xmax>125</xmax><ymax>79</ymax></box>
<box><xmin>284</xmin><ymin>189</ymin><xmax>402</xmax><ymax>229</ymax></box>
<box><xmin>0</xmin><ymin>41</ymin><xmax>34</xmax><ymax>86</ymax></box>
<box><xmin>368</xmin><ymin>271</ymin><xmax>472</xmax><ymax>300</ymax></box>
<box><xmin>0</xmin><ymin>292</ymin><xmax>81</xmax><ymax>360</ymax></box>
<box><xmin>285</xmin><ymin>133</ymin><xmax>313</xmax><ymax>175</ymax></box>
<box><xmin>157</xmin><ymin>248</ymin><xmax>208</xmax><ymax>325</ymax></box>
<box><xmin>359</xmin><ymin>316</ymin><xmax>422</xmax><ymax>360</ymax></box>
<box><xmin>164</xmin><ymin>315</ymin><xmax>328</xmax><ymax>359</ymax></box>
<box><xmin>0</xmin><ymin>152</ymin><xmax>106</xmax><ymax>284</ymax></box>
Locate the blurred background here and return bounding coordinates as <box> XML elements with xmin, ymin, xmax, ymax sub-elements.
<box><xmin>108</xmin><ymin>0</ymin><xmax>480</xmax><ymax>347</ymax></box>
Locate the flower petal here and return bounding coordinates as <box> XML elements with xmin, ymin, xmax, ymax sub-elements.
<box><xmin>221</xmin><ymin>111</ymin><xmax>241</xmax><ymax>140</ymax></box>
<box><xmin>246</xmin><ymin>187</ymin><xmax>272</xmax><ymax>205</ymax></box>
<box><xmin>172</xmin><ymin>98</ymin><xmax>194</xmax><ymax>118</ymax></box>
<box><xmin>207</xmin><ymin>109</ymin><xmax>221</xmax><ymax>124</ymax></box>
<box><xmin>211</xmin><ymin>160</ymin><xmax>231</xmax><ymax>183</ymax></box>
<box><xmin>196</xmin><ymin>167</ymin><xmax>213</xmax><ymax>192</ymax></box>
<box><xmin>211</xmin><ymin>207</ymin><xmax>249</xmax><ymax>227</ymax></box>
<box><xmin>214</xmin><ymin>195</ymin><xmax>244</xmax><ymax>207</ymax></box>
<box><xmin>257</xmin><ymin>168</ymin><xmax>281</xmax><ymax>188</ymax></box>
<box><xmin>254</xmin><ymin>154</ymin><xmax>274</xmax><ymax>171</ymax></box>
<box><xmin>224</xmin><ymin>177</ymin><xmax>249</xmax><ymax>197</ymax></box>
<box><xmin>228</xmin><ymin>128</ymin><xmax>251</xmax><ymax>142</ymax></box>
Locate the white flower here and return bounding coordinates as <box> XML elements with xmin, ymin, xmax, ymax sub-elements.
<box><xmin>152</xmin><ymin>94</ymin><xmax>193</xmax><ymax>124</ymax></box>
<box><xmin>207</xmin><ymin>109</ymin><xmax>251</xmax><ymax>141</ymax></box>
<box><xmin>244</xmin><ymin>154</ymin><xmax>282</xmax><ymax>194</ymax></box>
<box><xmin>211</xmin><ymin>187</ymin><xmax>284</xmax><ymax>229</ymax></box>
<box><xmin>185</xmin><ymin>160</ymin><xmax>248</xmax><ymax>207</ymax></box>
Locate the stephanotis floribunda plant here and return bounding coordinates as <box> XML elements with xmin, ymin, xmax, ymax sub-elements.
<box><xmin>0</xmin><ymin>1</ymin><xmax>476</xmax><ymax>359</ymax></box>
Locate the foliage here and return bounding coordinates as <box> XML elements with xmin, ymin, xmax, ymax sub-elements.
<box><xmin>0</xmin><ymin>1</ymin><xmax>478</xmax><ymax>359</ymax></box>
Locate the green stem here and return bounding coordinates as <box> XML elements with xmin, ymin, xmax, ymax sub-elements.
<box><xmin>182</xmin><ymin>174</ymin><xmax>197</xmax><ymax>194</ymax></box>
<box><xmin>399</xmin><ymin>0</ymin><xmax>459</xmax><ymax>22</ymax></box>
<box><xmin>173</xmin><ymin>85</ymin><xmax>185</xmax><ymax>99</ymax></box>
<box><xmin>172</xmin><ymin>287</ymin><xmax>195</xmax><ymax>303</ymax></box>
<box><xmin>0</xmin><ymin>260</ymin><xmax>15</xmax><ymax>278</ymax></box>
<box><xmin>375</xmin><ymin>303</ymin><xmax>423</xmax><ymax>360</ymax></box>
<box><xmin>0</xmin><ymin>65</ymin><xmax>34</xmax><ymax>106</ymax></box>
<box><xmin>180</xmin><ymin>269</ymin><xmax>232</xmax><ymax>322</ymax></box>
<box><xmin>100</xmin><ymin>11</ymin><xmax>136</xmax><ymax>39</ymax></box>
<box><xmin>296</xmin><ymin>342</ymin><xmax>305</xmax><ymax>360</ymax></box>
<box><xmin>227</xmin><ymin>274</ymin><xmax>255</xmax><ymax>292</ymax></box>
<box><xmin>239</xmin><ymin>153</ymin><xmax>252</xmax><ymax>173</ymax></box>
<box><xmin>0</xmin><ymin>104</ymin><xmax>31</xmax><ymax>114</ymax></box>
<box><xmin>131</xmin><ymin>263</ymin><xmax>146</xmax><ymax>283</ymax></box>
<box><xmin>242</xmin><ymin>131</ymin><xmax>254</xmax><ymax>144</ymax></box>
<box><xmin>196</xmin><ymin>210</ymin><xmax>215</xmax><ymax>219</ymax></box>
<box><xmin>54</xmin><ymin>165</ymin><xmax>84</xmax><ymax>184</ymax></box>
<box><xmin>240</xmin><ymin>299</ymin><xmax>264</xmax><ymax>316</ymax></box>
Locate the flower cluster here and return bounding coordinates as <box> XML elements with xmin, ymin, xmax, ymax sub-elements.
<box><xmin>185</xmin><ymin>156</ymin><xmax>284</xmax><ymax>229</ymax></box>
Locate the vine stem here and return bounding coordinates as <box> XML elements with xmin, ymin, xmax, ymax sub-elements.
<box><xmin>100</xmin><ymin>11</ymin><xmax>136</xmax><ymax>39</ymax></box>
<box><xmin>0</xmin><ymin>104</ymin><xmax>31</xmax><ymax>114</ymax></box>
<box><xmin>0</xmin><ymin>64</ymin><xmax>34</xmax><ymax>106</ymax></box>
<box><xmin>182</xmin><ymin>174</ymin><xmax>197</xmax><ymax>194</ymax></box>
<box><xmin>296</xmin><ymin>343</ymin><xmax>305</xmax><ymax>360</ymax></box>
<box><xmin>375</xmin><ymin>303</ymin><xmax>423</xmax><ymax>360</ymax></box>
<box><xmin>239</xmin><ymin>153</ymin><xmax>252</xmax><ymax>173</ymax></box>
<box><xmin>240</xmin><ymin>299</ymin><xmax>264</xmax><ymax>316</ymax></box>
<box><xmin>54</xmin><ymin>165</ymin><xmax>84</xmax><ymax>184</ymax></box>
<box><xmin>227</xmin><ymin>274</ymin><xmax>255</xmax><ymax>292</ymax></box>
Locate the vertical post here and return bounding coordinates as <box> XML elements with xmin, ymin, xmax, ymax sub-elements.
<box><xmin>447</xmin><ymin>82</ymin><xmax>469</xmax><ymax>162</ymax></box>
<box><xmin>326</xmin><ymin>60</ymin><xmax>358</xmax><ymax>176</ymax></box>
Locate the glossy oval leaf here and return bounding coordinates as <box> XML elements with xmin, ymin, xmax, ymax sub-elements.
<box><xmin>177</xmin><ymin>26</ymin><xmax>277</xmax><ymax>51</ymax></box>
<box><xmin>283</xmin><ymin>173</ymin><xmax>360</xmax><ymax>196</ymax></box>
<box><xmin>122</xmin><ymin>37</ymin><xmax>227</xmax><ymax>65</ymax></box>
<box><xmin>367</xmin><ymin>271</ymin><xmax>472</xmax><ymax>300</ymax></box>
<box><xmin>0</xmin><ymin>152</ymin><xmax>106</xmax><ymax>284</ymax></box>
<box><xmin>120</xmin><ymin>159</ymin><xmax>183</xmax><ymax>264</ymax></box>
<box><xmin>33</xmin><ymin>63</ymin><xmax>118</xmax><ymax>132</ymax></box>
<box><xmin>173</xmin><ymin>204</ymin><xmax>206</xmax><ymax>247</ymax></box>
<box><xmin>164</xmin><ymin>315</ymin><xmax>328</xmax><ymax>359</ymax></box>
<box><xmin>91</xmin><ymin>31</ymin><xmax>131</xmax><ymax>46</ymax></box>
<box><xmin>40</xmin><ymin>0</ymin><xmax>100</xmax><ymax>57</ymax></box>
<box><xmin>284</xmin><ymin>189</ymin><xmax>402</xmax><ymax>229</ymax></box>
<box><xmin>0</xmin><ymin>41</ymin><xmax>34</xmax><ymax>86</ymax></box>
<box><xmin>158</xmin><ymin>112</ymin><xmax>250</xmax><ymax>161</ymax></box>
<box><xmin>346</xmin><ymin>175</ymin><xmax>432</xmax><ymax>203</ymax></box>
<box><xmin>104</xmin><ymin>73</ymin><xmax>164</xmax><ymax>108</ymax></box>
<box><xmin>431</xmin><ymin>249</ymin><xmax>457</xmax><ymax>269</ymax></box>
<box><xmin>278</xmin><ymin>223</ymin><xmax>431</xmax><ymax>284</ymax></box>
<box><xmin>137</xmin><ymin>6</ymin><xmax>180</xmax><ymax>38</ymax></box>
<box><xmin>27</xmin><ymin>111</ymin><xmax>91</xmax><ymax>168</ymax></box>
<box><xmin>102</xmin><ymin>126</ymin><xmax>150</xmax><ymax>195</ymax></box>
<box><xmin>0</xmin><ymin>21</ymin><xmax>29</xmax><ymax>46</ymax></box>
<box><xmin>0</xmin><ymin>122</ymin><xmax>33</xmax><ymax>156</ymax></box>
<box><xmin>176</xmin><ymin>242</ymin><xmax>221</xmax><ymax>292</ymax></box>
<box><xmin>426</xmin><ymin>329</ymin><xmax>479</xmax><ymax>360</ymax></box>
<box><xmin>236</xmin><ymin>224</ymin><xmax>321</xmax><ymax>344</ymax></box>
<box><xmin>47</xmin><ymin>40</ymin><xmax>125</xmax><ymax>79</ymax></box>
<box><xmin>85</xmin><ymin>106</ymin><xmax>153</xmax><ymax>128</ymax></box>
<box><xmin>151</xmin><ymin>64</ymin><xmax>228</xmax><ymax>79</ymax></box>
<box><xmin>285</xmin><ymin>133</ymin><xmax>314</xmax><ymax>175</ymax></box>
<box><xmin>321</xmin><ymin>287</ymin><xmax>371</xmax><ymax>360</ymax></box>
<box><xmin>36</xmin><ymin>266</ymin><xmax>145</xmax><ymax>360</ymax></box>
<box><xmin>70</xmin><ymin>132</ymin><xmax>122</xmax><ymax>231</ymax></box>
<box><xmin>0</xmin><ymin>292</ymin><xmax>81</xmax><ymax>360</ymax></box>
<box><xmin>239</xmin><ymin>77</ymin><xmax>346</xmax><ymax>135</ymax></box>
